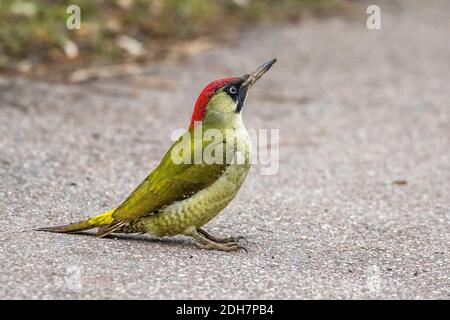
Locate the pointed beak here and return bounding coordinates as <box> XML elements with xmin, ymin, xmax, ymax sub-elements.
<box><xmin>242</xmin><ymin>58</ymin><xmax>277</xmax><ymax>89</ymax></box>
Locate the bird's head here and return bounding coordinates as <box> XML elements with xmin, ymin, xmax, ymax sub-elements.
<box><xmin>189</xmin><ymin>58</ymin><xmax>277</xmax><ymax>129</ymax></box>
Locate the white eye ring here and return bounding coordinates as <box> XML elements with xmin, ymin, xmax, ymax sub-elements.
<box><xmin>229</xmin><ymin>86</ymin><xmax>237</xmax><ymax>94</ymax></box>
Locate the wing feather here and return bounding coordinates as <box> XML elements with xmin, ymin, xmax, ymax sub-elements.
<box><xmin>100</xmin><ymin>129</ymin><xmax>228</xmax><ymax>235</ymax></box>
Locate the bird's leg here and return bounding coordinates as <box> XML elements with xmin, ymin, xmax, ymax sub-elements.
<box><xmin>197</xmin><ymin>228</ymin><xmax>246</xmax><ymax>244</ymax></box>
<box><xmin>185</xmin><ymin>227</ymin><xmax>247</xmax><ymax>252</ymax></box>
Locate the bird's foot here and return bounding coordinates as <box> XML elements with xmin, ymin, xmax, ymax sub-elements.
<box><xmin>188</xmin><ymin>228</ymin><xmax>247</xmax><ymax>252</ymax></box>
<box><xmin>197</xmin><ymin>228</ymin><xmax>247</xmax><ymax>244</ymax></box>
<box><xmin>194</xmin><ymin>240</ymin><xmax>247</xmax><ymax>252</ymax></box>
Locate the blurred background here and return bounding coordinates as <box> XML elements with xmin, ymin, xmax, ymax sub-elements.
<box><xmin>0</xmin><ymin>0</ymin><xmax>354</xmax><ymax>80</ymax></box>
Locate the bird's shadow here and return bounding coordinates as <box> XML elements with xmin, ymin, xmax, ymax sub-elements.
<box><xmin>41</xmin><ymin>230</ymin><xmax>192</xmax><ymax>249</ymax></box>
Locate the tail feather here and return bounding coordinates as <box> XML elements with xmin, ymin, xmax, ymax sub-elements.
<box><xmin>36</xmin><ymin>208</ymin><xmax>116</xmax><ymax>234</ymax></box>
<box><xmin>96</xmin><ymin>220</ymin><xmax>128</xmax><ymax>238</ymax></box>
<box><xmin>36</xmin><ymin>220</ymin><xmax>93</xmax><ymax>233</ymax></box>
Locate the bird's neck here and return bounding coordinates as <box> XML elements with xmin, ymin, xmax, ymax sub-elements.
<box><xmin>200</xmin><ymin>113</ymin><xmax>250</xmax><ymax>166</ymax></box>
<box><xmin>202</xmin><ymin>111</ymin><xmax>246</xmax><ymax>132</ymax></box>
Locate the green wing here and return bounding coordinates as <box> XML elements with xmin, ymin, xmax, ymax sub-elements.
<box><xmin>109</xmin><ymin>128</ymin><xmax>228</xmax><ymax>226</ymax></box>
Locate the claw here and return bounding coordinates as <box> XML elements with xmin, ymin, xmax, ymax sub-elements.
<box><xmin>193</xmin><ymin>240</ymin><xmax>247</xmax><ymax>252</ymax></box>
<box><xmin>234</xmin><ymin>235</ymin><xmax>248</xmax><ymax>245</ymax></box>
<box><xmin>234</xmin><ymin>243</ymin><xmax>248</xmax><ymax>253</ymax></box>
<box><xmin>188</xmin><ymin>228</ymin><xmax>249</xmax><ymax>252</ymax></box>
<box><xmin>194</xmin><ymin>241</ymin><xmax>236</xmax><ymax>252</ymax></box>
<box><xmin>197</xmin><ymin>228</ymin><xmax>247</xmax><ymax>245</ymax></box>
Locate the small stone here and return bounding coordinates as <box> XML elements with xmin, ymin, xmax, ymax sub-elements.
<box><xmin>116</xmin><ymin>35</ymin><xmax>144</xmax><ymax>57</ymax></box>
<box><xmin>63</xmin><ymin>40</ymin><xmax>79</xmax><ymax>59</ymax></box>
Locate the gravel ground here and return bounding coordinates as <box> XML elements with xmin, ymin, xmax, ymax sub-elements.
<box><xmin>0</xmin><ymin>0</ymin><xmax>449</xmax><ymax>299</ymax></box>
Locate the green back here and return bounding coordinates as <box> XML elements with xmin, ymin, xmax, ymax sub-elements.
<box><xmin>112</xmin><ymin>127</ymin><xmax>229</xmax><ymax>222</ymax></box>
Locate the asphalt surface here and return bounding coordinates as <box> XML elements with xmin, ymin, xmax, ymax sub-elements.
<box><xmin>0</xmin><ymin>0</ymin><xmax>449</xmax><ymax>299</ymax></box>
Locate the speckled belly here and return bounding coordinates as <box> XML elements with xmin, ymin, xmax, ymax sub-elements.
<box><xmin>126</xmin><ymin>162</ymin><xmax>250</xmax><ymax>236</ymax></box>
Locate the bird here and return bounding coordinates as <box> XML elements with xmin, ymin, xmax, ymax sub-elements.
<box><xmin>37</xmin><ymin>58</ymin><xmax>277</xmax><ymax>251</ymax></box>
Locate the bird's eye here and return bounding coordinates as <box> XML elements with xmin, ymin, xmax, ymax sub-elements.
<box><xmin>229</xmin><ymin>86</ymin><xmax>237</xmax><ymax>95</ymax></box>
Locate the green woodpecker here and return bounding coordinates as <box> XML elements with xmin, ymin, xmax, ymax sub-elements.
<box><xmin>38</xmin><ymin>59</ymin><xmax>277</xmax><ymax>251</ymax></box>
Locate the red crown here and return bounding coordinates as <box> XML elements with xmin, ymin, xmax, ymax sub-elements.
<box><xmin>189</xmin><ymin>77</ymin><xmax>237</xmax><ymax>129</ymax></box>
